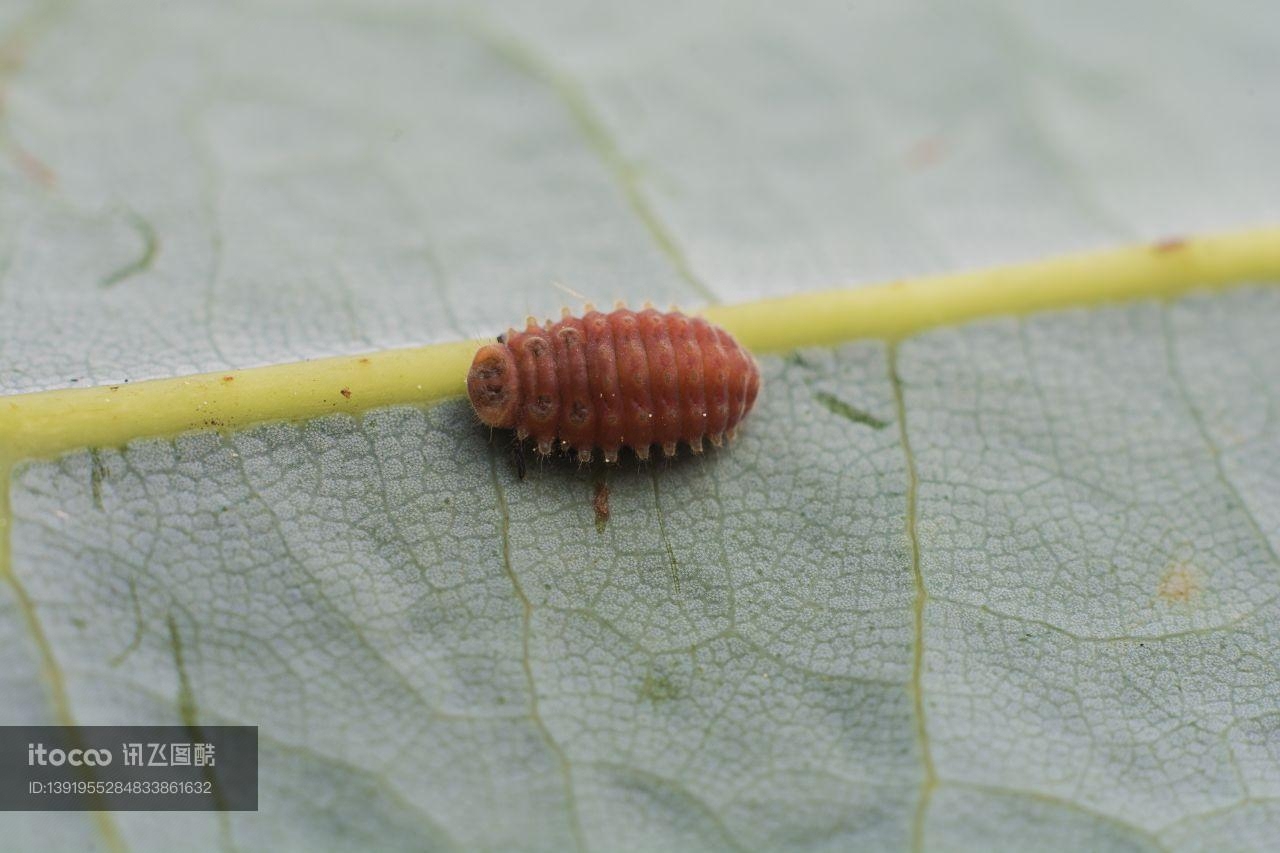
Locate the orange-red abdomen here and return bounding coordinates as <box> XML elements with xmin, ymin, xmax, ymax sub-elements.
<box><xmin>467</xmin><ymin>307</ymin><xmax>761</xmax><ymax>463</ymax></box>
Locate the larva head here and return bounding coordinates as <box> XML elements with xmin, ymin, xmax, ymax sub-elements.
<box><xmin>467</xmin><ymin>343</ymin><xmax>521</xmax><ymax>428</ymax></box>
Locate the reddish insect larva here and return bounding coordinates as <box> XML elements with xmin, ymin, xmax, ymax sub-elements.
<box><xmin>467</xmin><ymin>305</ymin><xmax>761</xmax><ymax>463</ymax></box>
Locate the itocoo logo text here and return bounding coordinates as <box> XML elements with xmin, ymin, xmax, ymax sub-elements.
<box><xmin>27</xmin><ymin>743</ymin><xmax>113</xmax><ymax>766</ymax></box>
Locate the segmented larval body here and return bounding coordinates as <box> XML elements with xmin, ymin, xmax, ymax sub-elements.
<box><xmin>466</xmin><ymin>306</ymin><xmax>760</xmax><ymax>463</ymax></box>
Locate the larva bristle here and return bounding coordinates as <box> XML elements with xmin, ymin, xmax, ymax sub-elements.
<box><xmin>551</xmin><ymin>280</ymin><xmax>591</xmax><ymax>302</ymax></box>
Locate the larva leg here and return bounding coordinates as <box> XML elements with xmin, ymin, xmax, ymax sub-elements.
<box><xmin>511</xmin><ymin>438</ymin><xmax>527</xmax><ymax>480</ymax></box>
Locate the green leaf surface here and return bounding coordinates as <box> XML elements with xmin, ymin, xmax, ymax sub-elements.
<box><xmin>2</xmin><ymin>1</ymin><xmax>1279</xmax><ymax>851</ymax></box>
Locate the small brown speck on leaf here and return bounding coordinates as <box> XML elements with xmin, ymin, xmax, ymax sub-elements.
<box><xmin>1157</xmin><ymin>563</ymin><xmax>1200</xmax><ymax>603</ymax></box>
<box><xmin>222</xmin><ymin>375</ymin><xmax>234</xmax><ymax>382</ymax></box>
<box><xmin>13</xmin><ymin>146</ymin><xmax>56</xmax><ymax>188</ymax></box>
<box><xmin>904</xmin><ymin>134</ymin><xmax>946</xmax><ymax>170</ymax></box>
<box><xmin>1153</xmin><ymin>237</ymin><xmax>1188</xmax><ymax>254</ymax></box>
<box><xmin>108</xmin><ymin>385</ymin><xmax>120</xmax><ymax>392</ymax></box>
<box><xmin>340</xmin><ymin>387</ymin><xmax>352</xmax><ymax>399</ymax></box>
<box><xmin>358</xmin><ymin>357</ymin><xmax>371</xmax><ymax>364</ymax></box>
